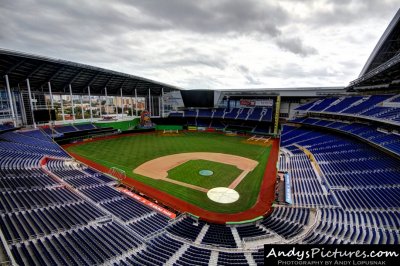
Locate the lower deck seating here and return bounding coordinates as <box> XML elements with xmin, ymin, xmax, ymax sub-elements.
<box><xmin>236</xmin><ymin>224</ymin><xmax>269</xmax><ymax>239</ymax></box>
<box><xmin>281</xmin><ymin>126</ymin><xmax>400</xmax><ymax>210</ymax></box>
<box><xmin>0</xmin><ymin>187</ymin><xmax>81</xmax><ymax>213</ymax></box>
<box><xmin>1</xmin><ymin>202</ymin><xmax>106</xmax><ymax>243</ymax></box>
<box><xmin>0</xmin><ymin>125</ymin><xmax>14</xmax><ymax>131</ymax></box>
<box><xmin>260</xmin><ymin>207</ymin><xmax>310</xmax><ymax>239</ymax></box>
<box><xmin>174</xmin><ymin>246</ymin><xmax>211</xmax><ymax>266</ymax></box>
<box><xmin>74</xmin><ymin>124</ymin><xmax>96</xmax><ymax>131</ymax></box>
<box><xmin>100</xmin><ymin>197</ymin><xmax>154</xmax><ymax>222</ymax></box>
<box><xmin>18</xmin><ymin>130</ymin><xmax>52</xmax><ymax>142</ymax></box>
<box><xmin>201</xmin><ymin>224</ymin><xmax>237</xmax><ymax>248</ymax></box>
<box><xmin>288</xmin><ymin>152</ymin><xmax>336</xmax><ymax>207</ymax></box>
<box><xmin>0</xmin><ymin>171</ymin><xmax>58</xmax><ymax>191</ymax></box>
<box><xmin>217</xmin><ymin>252</ymin><xmax>248</xmax><ymax>266</ymax></box>
<box><xmin>280</xmin><ymin>125</ymin><xmax>400</xmax><ymax>245</ymax></box>
<box><xmin>334</xmin><ymin>187</ymin><xmax>400</xmax><ymax>210</ymax></box>
<box><xmin>167</xmin><ymin>217</ymin><xmax>206</xmax><ymax>241</ymax></box>
<box><xmin>128</xmin><ymin>213</ymin><xmax>170</xmax><ymax>237</ymax></box>
<box><xmin>65</xmin><ymin>176</ymin><xmax>103</xmax><ymax>188</ymax></box>
<box><xmin>78</xmin><ymin>185</ymin><xmax>123</xmax><ymax>203</ymax></box>
<box><xmin>292</xmin><ymin>117</ymin><xmax>400</xmax><ymax>156</ymax></box>
<box><xmin>302</xmin><ymin>208</ymin><xmax>400</xmax><ymax>244</ymax></box>
<box><xmin>129</xmin><ymin>234</ymin><xmax>183</xmax><ymax>265</ymax></box>
<box><xmin>252</xmin><ymin>249</ymin><xmax>264</xmax><ymax>265</ymax></box>
<box><xmin>10</xmin><ymin>222</ymin><xmax>142</xmax><ymax>266</ymax></box>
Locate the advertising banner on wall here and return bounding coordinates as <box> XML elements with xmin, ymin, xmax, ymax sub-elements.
<box><xmin>240</xmin><ymin>99</ymin><xmax>273</xmax><ymax>107</ymax></box>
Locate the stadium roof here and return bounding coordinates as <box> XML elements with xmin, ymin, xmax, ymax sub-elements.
<box><xmin>347</xmin><ymin>53</ymin><xmax>400</xmax><ymax>92</ymax></box>
<box><xmin>347</xmin><ymin>9</ymin><xmax>400</xmax><ymax>92</ymax></box>
<box><xmin>359</xmin><ymin>9</ymin><xmax>400</xmax><ymax>77</ymax></box>
<box><xmin>0</xmin><ymin>49</ymin><xmax>182</xmax><ymax>96</ymax></box>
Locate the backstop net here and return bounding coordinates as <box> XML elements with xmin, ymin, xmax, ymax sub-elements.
<box><xmin>108</xmin><ymin>167</ymin><xmax>126</xmax><ymax>182</ymax></box>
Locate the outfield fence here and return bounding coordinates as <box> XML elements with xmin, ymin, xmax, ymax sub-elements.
<box><xmin>156</xmin><ymin>125</ymin><xmax>183</xmax><ymax>131</ymax></box>
<box><xmin>94</xmin><ymin>118</ymin><xmax>140</xmax><ymax>131</ymax></box>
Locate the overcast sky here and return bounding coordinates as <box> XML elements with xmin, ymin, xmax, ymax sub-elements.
<box><xmin>0</xmin><ymin>0</ymin><xmax>398</xmax><ymax>89</ymax></box>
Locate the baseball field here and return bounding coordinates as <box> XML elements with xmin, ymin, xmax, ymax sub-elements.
<box><xmin>66</xmin><ymin>132</ymin><xmax>273</xmax><ymax>214</ymax></box>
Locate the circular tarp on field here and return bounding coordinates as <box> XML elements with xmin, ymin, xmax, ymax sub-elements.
<box><xmin>199</xmin><ymin>169</ymin><xmax>214</xmax><ymax>176</ymax></box>
<box><xmin>207</xmin><ymin>187</ymin><xmax>240</xmax><ymax>204</ymax></box>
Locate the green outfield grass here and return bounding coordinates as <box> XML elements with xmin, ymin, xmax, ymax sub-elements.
<box><xmin>67</xmin><ymin>132</ymin><xmax>271</xmax><ymax>213</ymax></box>
<box><xmin>167</xmin><ymin>159</ymin><xmax>242</xmax><ymax>189</ymax></box>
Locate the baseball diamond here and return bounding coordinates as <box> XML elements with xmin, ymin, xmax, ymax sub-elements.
<box><xmin>66</xmin><ymin>132</ymin><xmax>273</xmax><ymax>214</ymax></box>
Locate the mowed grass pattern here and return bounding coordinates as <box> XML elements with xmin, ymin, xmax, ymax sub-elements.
<box><xmin>167</xmin><ymin>159</ymin><xmax>242</xmax><ymax>189</ymax></box>
<box><xmin>67</xmin><ymin>132</ymin><xmax>271</xmax><ymax>213</ymax></box>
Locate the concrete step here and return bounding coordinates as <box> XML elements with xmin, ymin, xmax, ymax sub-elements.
<box><xmin>194</xmin><ymin>223</ymin><xmax>209</xmax><ymax>244</ymax></box>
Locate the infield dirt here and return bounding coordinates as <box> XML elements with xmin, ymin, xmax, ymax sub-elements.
<box><xmin>133</xmin><ymin>152</ymin><xmax>258</xmax><ymax>191</ymax></box>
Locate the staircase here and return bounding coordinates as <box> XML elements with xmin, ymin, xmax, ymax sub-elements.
<box><xmin>256</xmin><ymin>223</ymin><xmax>270</xmax><ymax>234</ymax></box>
<box><xmin>246</xmin><ymin>108</ymin><xmax>254</xmax><ymax>120</ymax></box>
<box><xmin>208</xmin><ymin>250</ymin><xmax>219</xmax><ymax>266</ymax></box>
<box><xmin>194</xmin><ymin>224</ymin><xmax>209</xmax><ymax>244</ymax></box>
<box><xmin>230</xmin><ymin>227</ymin><xmax>243</xmax><ymax>247</ymax></box>
<box><xmin>304</xmin><ymin>99</ymin><xmax>322</xmax><ymax>111</ymax></box>
<box><xmin>322</xmin><ymin>97</ymin><xmax>342</xmax><ymax>112</ymax></box>
<box><xmin>340</xmin><ymin>97</ymin><xmax>368</xmax><ymax>113</ymax></box>
<box><xmin>164</xmin><ymin>243</ymin><xmax>189</xmax><ymax>265</ymax></box>
<box><xmin>21</xmin><ymin>92</ymin><xmax>33</xmax><ymax>125</ymax></box>
<box><xmin>382</xmin><ymin>94</ymin><xmax>400</xmax><ymax>105</ymax></box>
<box><xmin>126</xmin><ymin>212</ymin><xmax>156</xmax><ymax>225</ymax></box>
<box><xmin>245</xmin><ymin>252</ymin><xmax>257</xmax><ymax>266</ymax></box>
<box><xmin>21</xmin><ymin>92</ymin><xmax>47</xmax><ymax>126</ymax></box>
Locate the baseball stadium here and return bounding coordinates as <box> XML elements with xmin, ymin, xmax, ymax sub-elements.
<box><xmin>0</xmin><ymin>5</ymin><xmax>399</xmax><ymax>266</ymax></box>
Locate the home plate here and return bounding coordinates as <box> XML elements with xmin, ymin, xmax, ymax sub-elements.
<box><xmin>207</xmin><ymin>187</ymin><xmax>240</xmax><ymax>204</ymax></box>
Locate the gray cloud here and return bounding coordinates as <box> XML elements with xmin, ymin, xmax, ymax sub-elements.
<box><xmin>0</xmin><ymin>0</ymin><xmax>318</xmax><ymax>65</ymax></box>
<box><xmin>276</xmin><ymin>37</ymin><xmax>318</xmax><ymax>56</ymax></box>
<box><xmin>304</xmin><ymin>0</ymin><xmax>399</xmax><ymax>26</ymax></box>
<box><xmin>0</xmin><ymin>0</ymin><xmax>397</xmax><ymax>89</ymax></box>
<box><xmin>263</xmin><ymin>63</ymin><xmax>341</xmax><ymax>79</ymax></box>
<box><xmin>121</xmin><ymin>0</ymin><xmax>288</xmax><ymax>36</ymax></box>
<box><xmin>237</xmin><ymin>65</ymin><xmax>262</xmax><ymax>85</ymax></box>
<box><xmin>162</xmin><ymin>56</ymin><xmax>228</xmax><ymax>71</ymax></box>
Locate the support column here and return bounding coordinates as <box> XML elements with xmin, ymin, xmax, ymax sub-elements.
<box><xmin>130</xmin><ymin>97</ymin><xmax>134</xmax><ymax>117</ymax></box>
<box><xmin>134</xmin><ymin>88</ymin><xmax>138</xmax><ymax>117</ymax></box>
<box><xmin>4</xmin><ymin>75</ymin><xmax>16</xmax><ymax>126</ymax></box>
<box><xmin>158</xmin><ymin>97</ymin><xmax>161</xmax><ymax>117</ymax></box>
<box><xmin>120</xmin><ymin>88</ymin><xmax>124</xmax><ymax>119</ymax></box>
<box><xmin>12</xmin><ymin>87</ymin><xmax>26</xmax><ymax>125</ymax></box>
<box><xmin>148</xmin><ymin>88</ymin><xmax>152</xmax><ymax>116</ymax></box>
<box><xmin>104</xmin><ymin>87</ymin><xmax>108</xmax><ymax>115</ymax></box>
<box><xmin>88</xmin><ymin>86</ymin><xmax>93</xmax><ymax>122</ymax></box>
<box><xmin>80</xmin><ymin>95</ymin><xmax>85</xmax><ymax>120</ymax></box>
<box><xmin>69</xmin><ymin>84</ymin><xmax>75</xmax><ymax>122</ymax></box>
<box><xmin>161</xmin><ymin>87</ymin><xmax>165</xmax><ymax>118</ymax></box>
<box><xmin>99</xmin><ymin>95</ymin><xmax>102</xmax><ymax>117</ymax></box>
<box><xmin>115</xmin><ymin>95</ymin><xmax>118</xmax><ymax>117</ymax></box>
<box><xmin>48</xmin><ymin>82</ymin><xmax>54</xmax><ymax>109</ymax></box>
<box><xmin>26</xmin><ymin>78</ymin><xmax>36</xmax><ymax>128</ymax></box>
<box><xmin>60</xmin><ymin>95</ymin><xmax>65</xmax><ymax>123</ymax></box>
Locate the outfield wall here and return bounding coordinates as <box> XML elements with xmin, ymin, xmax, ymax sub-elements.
<box><xmin>155</xmin><ymin>125</ymin><xmax>183</xmax><ymax>131</ymax></box>
<box><xmin>94</xmin><ymin>118</ymin><xmax>140</xmax><ymax>131</ymax></box>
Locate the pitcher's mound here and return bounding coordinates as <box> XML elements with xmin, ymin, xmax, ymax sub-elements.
<box><xmin>207</xmin><ymin>187</ymin><xmax>240</xmax><ymax>204</ymax></box>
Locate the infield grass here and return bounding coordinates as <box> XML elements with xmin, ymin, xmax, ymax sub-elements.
<box><xmin>67</xmin><ymin>132</ymin><xmax>271</xmax><ymax>213</ymax></box>
<box><xmin>167</xmin><ymin>159</ymin><xmax>242</xmax><ymax>189</ymax></box>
